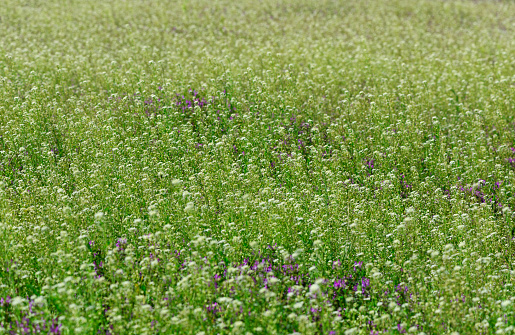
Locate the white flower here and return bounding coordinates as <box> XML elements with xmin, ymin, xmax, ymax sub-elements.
<box><xmin>34</xmin><ymin>296</ymin><xmax>45</xmax><ymax>306</ymax></box>
<box><xmin>11</xmin><ymin>297</ymin><xmax>25</xmax><ymax>307</ymax></box>
<box><xmin>94</xmin><ymin>212</ymin><xmax>104</xmax><ymax>220</ymax></box>
<box><xmin>268</xmin><ymin>277</ymin><xmax>280</xmax><ymax>285</ymax></box>
<box><xmin>262</xmin><ymin>310</ymin><xmax>273</xmax><ymax>317</ymax></box>
<box><xmin>309</xmin><ymin>284</ymin><xmax>320</xmax><ymax>293</ymax></box>
<box><xmin>184</xmin><ymin>202</ymin><xmax>195</xmax><ymax>213</ymax></box>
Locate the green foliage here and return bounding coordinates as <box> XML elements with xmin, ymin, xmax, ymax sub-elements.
<box><xmin>1</xmin><ymin>0</ymin><xmax>515</xmax><ymax>333</ymax></box>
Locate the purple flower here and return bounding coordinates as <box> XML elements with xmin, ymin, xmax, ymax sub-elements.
<box><xmin>362</xmin><ymin>277</ymin><xmax>370</xmax><ymax>292</ymax></box>
<box><xmin>116</xmin><ymin>238</ymin><xmax>127</xmax><ymax>252</ymax></box>
<box><xmin>0</xmin><ymin>296</ymin><xmax>11</xmax><ymax>306</ymax></box>
<box><xmin>353</xmin><ymin>261</ymin><xmax>363</xmax><ymax>271</ymax></box>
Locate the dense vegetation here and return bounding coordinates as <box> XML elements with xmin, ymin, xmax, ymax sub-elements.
<box><xmin>1</xmin><ymin>0</ymin><xmax>515</xmax><ymax>333</ymax></box>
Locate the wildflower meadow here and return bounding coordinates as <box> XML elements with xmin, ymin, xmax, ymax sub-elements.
<box><xmin>1</xmin><ymin>0</ymin><xmax>515</xmax><ymax>334</ymax></box>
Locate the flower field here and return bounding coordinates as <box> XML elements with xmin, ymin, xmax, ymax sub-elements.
<box><xmin>1</xmin><ymin>0</ymin><xmax>515</xmax><ymax>333</ymax></box>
